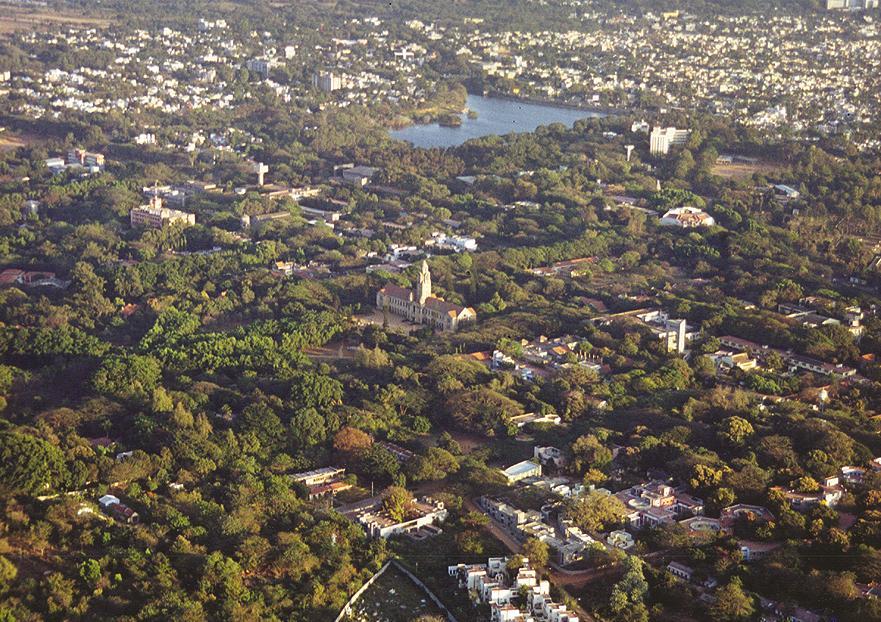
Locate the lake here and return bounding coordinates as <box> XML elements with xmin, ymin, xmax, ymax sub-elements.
<box><xmin>389</xmin><ymin>94</ymin><xmax>607</xmax><ymax>149</ymax></box>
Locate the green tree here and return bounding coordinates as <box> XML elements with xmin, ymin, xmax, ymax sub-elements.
<box><xmin>290</xmin><ymin>408</ymin><xmax>327</xmax><ymax>448</ymax></box>
<box><xmin>0</xmin><ymin>432</ymin><xmax>67</xmax><ymax>496</ymax></box>
<box><xmin>567</xmin><ymin>491</ymin><xmax>628</xmax><ymax>533</ymax></box>
<box><xmin>78</xmin><ymin>559</ymin><xmax>101</xmax><ymax>588</ymax></box>
<box><xmin>92</xmin><ymin>354</ymin><xmax>162</xmax><ymax>401</ymax></box>
<box><xmin>381</xmin><ymin>486</ymin><xmax>413</xmax><ymax>522</ymax></box>
<box><xmin>609</xmin><ymin>555</ymin><xmax>649</xmax><ymax>622</ymax></box>
<box><xmin>719</xmin><ymin>416</ymin><xmax>754</xmax><ymax>447</ymax></box>
<box><xmin>522</xmin><ymin>538</ymin><xmax>550</xmax><ymax>570</ymax></box>
<box><xmin>710</xmin><ymin>577</ymin><xmax>754</xmax><ymax>621</ymax></box>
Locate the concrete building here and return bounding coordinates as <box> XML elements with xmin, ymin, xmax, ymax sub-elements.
<box><xmin>67</xmin><ymin>148</ymin><xmax>105</xmax><ymax>169</ymax></box>
<box><xmin>245</xmin><ymin>58</ymin><xmax>275</xmax><ymax>78</ymax></box>
<box><xmin>659</xmin><ymin>206</ymin><xmax>716</xmax><ymax>228</ymax></box>
<box><xmin>313</xmin><ymin>70</ymin><xmax>343</xmax><ymax>92</ymax></box>
<box><xmin>290</xmin><ymin>467</ymin><xmax>345</xmax><ymax>487</ymax></box>
<box><xmin>635</xmin><ymin>310</ymin><xmax>692</xmax><ymax>354</ymax></box>
<box><xmin>649</xmin><ymin>126</ymin><xmax>689</xmax><ymax>155</ymax></box>
<box><xmin>357</xmin><ymin>497</ymin><xmax>447</xmax><ymax>539</ymax></box>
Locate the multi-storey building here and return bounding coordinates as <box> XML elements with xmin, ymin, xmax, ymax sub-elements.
<box><xmin>130</xmin><ymin>196</ymin><xmax>195</xmax><ymax>229</ymax></box>
<box><xmin>376</xmin><ymin>261</ymin><xmax>476</xmax><ymax>331</ymax></box>
<box><xmin>649</xmin><ymin>126</ymin><xmax>690</xmax><ymax>155</ymax></box>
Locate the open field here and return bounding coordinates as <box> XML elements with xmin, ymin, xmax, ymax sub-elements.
<box><xmin>0</xmin><ymin>130</ymin><xmax>44</xmax><ymax>152</ymax></box>
<box><xmin>0</xmin><ymin>133</ymin><xmax>27</xmax><ymax>153</ymax></box>
<box><xmin>711</xmin><ymin>161</ymin><xmax>783</xmax><ymax>180</ymax></box>
<box><xmin>0</xmin><ymin>7</ymin><xmax>111</xmax><ymax>35</ymax></box>
<box><xmin>345</xmin><ymin>564</ymin><xmax>446</xmax><ymax>622</ymax></box>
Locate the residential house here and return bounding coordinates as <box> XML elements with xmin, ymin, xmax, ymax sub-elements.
<box><xmin>615</xmin><ymin>481</ymin><xmax>704</xmax><ymax>529</ymax></box>
<box><xmin>290</xmin><ymin>467</ymin><xmax>346</xmax><ymax>487</ymax></box>
<box><xmin>607</xmin><ymin>530</ymin><xmax>635</xmax><ymax>550</ymax></box>
<box><xmin>534</xmin><ymin>446</ymin><xmax>567</xmax><ymax>469</ymax></box>
<box><xmin>666</xmin><ymin>561</ymin><xmax>694</xmax><ymax>582</ymax></box>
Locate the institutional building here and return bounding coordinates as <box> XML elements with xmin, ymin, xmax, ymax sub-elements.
<box><xmin>376</xmin><ymin>261</ymin><xmax>476</xmax><ymax>331</ymax></box>
<box><xmin>649</xmin><ymin>126</ymin><xmax>690</xmax><ymax>155</ymax></box>
<box><xmin>130</xmin><ymin>196</ymin><xmax>196</xmax><ymax>229</ymax></box>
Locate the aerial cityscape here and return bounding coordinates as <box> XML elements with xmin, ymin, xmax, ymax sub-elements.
<box><xmin>1</xmin><ymin>0</ymin><xmax>881</xmax><ymax>621</ymax></box>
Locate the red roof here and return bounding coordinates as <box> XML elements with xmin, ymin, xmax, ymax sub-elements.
<box><xmin>0</xmin><ymin>269</ymin><xmax>24</xmax><ymax>284</ymax></box>
<box><xmin>379</xmin><ymin>283</ymin><xmax>412</xmax><ymax>301</ymax></box>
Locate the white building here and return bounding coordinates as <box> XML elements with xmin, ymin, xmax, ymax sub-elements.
<box><xmin>358</xmin><ymin>497</ymin><xmax>447</xmax><ymax>539</ymax></box>
<box><xmin>659</xmin><ymin>206</ymin><xmax>715</xmax><ymax>228</ymax></box>
<box><xmin>649</xmin><ymin>126</ymin><xmax>690</xmax><ymax>155</ymax></box>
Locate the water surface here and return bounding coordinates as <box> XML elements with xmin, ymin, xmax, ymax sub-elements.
<box><xmin>390</xmin><ymin>94</ymin><xmax>607</xmax><ymax>148</ymax></box>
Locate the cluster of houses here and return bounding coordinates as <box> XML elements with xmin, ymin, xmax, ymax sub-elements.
<box><xmin>488</xmin><ymin>334</ymin><xmax>606</xmax><ymax>383</ymax></box>
<box><xmin>529</xmin><ymin>257</ymin><xmax>595</xmax><ymax>279</ymax></box>
<box><xmin>0</xmin><ymin>268</ymin><xmax>68</xmax><ymax>289</ymax></box>
<box><xmin>718</xmin><ymin>335</ymin><xmax>858</xmax><ymax>379</ymax></box>
<box><xmin>447</xmin><ymin>557</ymin><xmax>579</xmax><ymax>622</ymax></box>
<box><xmin>778</xmin><ymin>300</ymin><xmax>865</xmax><ymax>337</ymax></box>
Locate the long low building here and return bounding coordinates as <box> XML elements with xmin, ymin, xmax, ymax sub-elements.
<box><xmin>357</xmin><ymin>497</ymin><xmax>447</xmax><ymax>539</ymax></box>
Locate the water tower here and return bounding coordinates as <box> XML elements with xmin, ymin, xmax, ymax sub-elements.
<box><xmin>253</xmin><ymin>162</ymin><xmax>269</xmax><ymax>187</ymax></box>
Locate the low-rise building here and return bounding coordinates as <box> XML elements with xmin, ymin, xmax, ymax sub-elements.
<box><xmin>501</xmin><ymin>460</ymin><xmax>542</xmax><ymax>484</ymax></box>
<box><xmin>290</xmin><ymin>466</ymin><xmax>346</xmax><ymax>487</ymax></box>
<box><xmin>615</xmin><ymin>481</ymin><xmax>704</xmax><ymax>529</ymax></box>
<box><xmin>534</xmin><ymin>446</ymin><xmax>567</xmax><ymax>468</ymax></box>
<box><xmin>509</xmin><ymin>412</ymin><xmax>562</xmax><ymax>428</ymax></box>
<box><xmin>607</xmin><ymin>530</ymin><xmax>635</xmax><ymax>550</ymax></box>
<box><xmin>773</xmin><ymin>476</ymin><xmax>843</xmax><ymax>511</ymax></box>
<box><xmin>659</xmin><ymin>206</ymin><xmax>716</xmax><ymax>228</ymax></box>
<box><xmin>98</xmin><ymin>494</ymin><xmax>139</xmax><ymax>524</ymax></box>
<box><xmin>666</xmin><ymin>561</ymin><xmax>694</xmax><ymax>582</ymax></box>
<box><xmin>357</xmin><ymin>497</ymin><xmax>447</xmax><ymax>539</ymax></box>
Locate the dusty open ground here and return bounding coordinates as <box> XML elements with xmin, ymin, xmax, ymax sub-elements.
<box><xmin>711</xmin><ymin>161</ymin><xmax>783</xmax><ymax>180</ymax></box>
<box><xmin>0</xmin><ymin>7</ymin><xmax>111</xmax><ymax>35</ymax></box>
<box><xmin>0</xmin><ymin>129</ymin><xmax>47</xmax><ymax>152</ymax></box>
